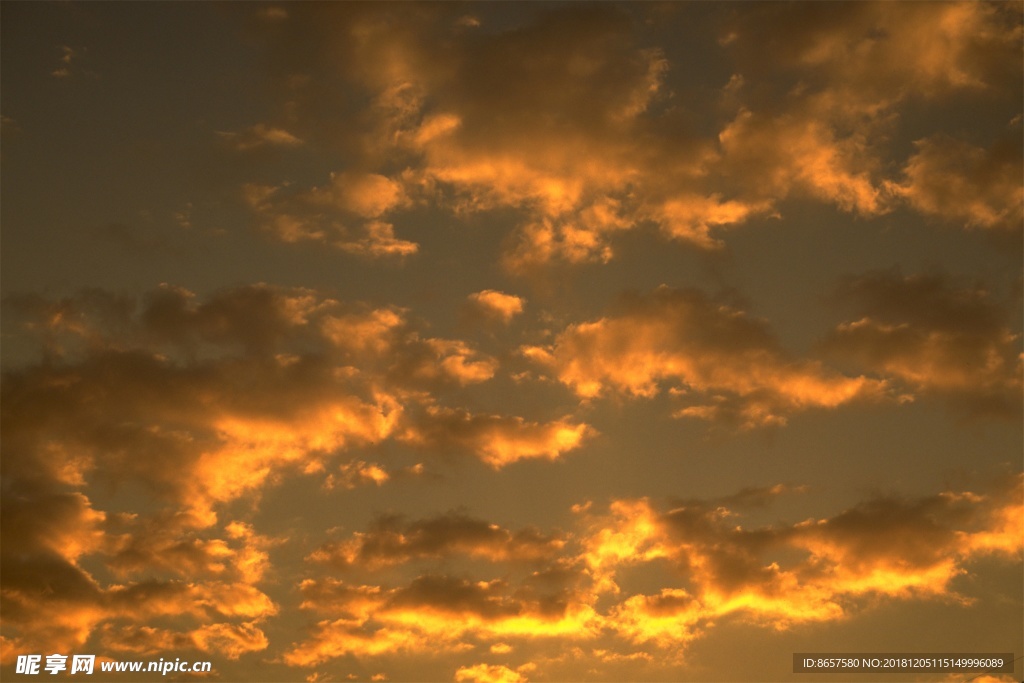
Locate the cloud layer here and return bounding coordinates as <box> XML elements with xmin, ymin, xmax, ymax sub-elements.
<box><xmin>2</xmin><ymin>2</ymin><xmax>1020</xmax><ymax>680</ymax></box>
<box><xmin>229</xmin><ymin>2</ymin><xmax>1020</xmax><ymax>266</ymax></box>
<box><xmin>284</xmin><ymin>478</ymin><xmax>1022</xmax><ymax>674</ymax></box>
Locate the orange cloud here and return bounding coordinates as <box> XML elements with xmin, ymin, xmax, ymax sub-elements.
<box><xmin>286</xmin><ymin>575</ymin><xmax>603</xmax><ymax>666</ymax></box>
<box><xmin>454</xmin><ymin>663</ymin><xmax>528</xmax><ymax>683</ymax></box>
<box><xmin>724</xmin><ymin>2</ymin><xmax>1021</xmax><ymax>100</ymax></box>
<box><xmin>190</xmin><ymin>621</ymin><xmax>270</xmax><ymax>659</ymax></box>
<box><xmin>218</xmin><ymin>123</ymin><xmax>303</xmax><ymax>152</ymax></box>
<box><xmin>3</xmin><ymin>284</ymin><xmax>588</xmax><ymax>660</ymax></box>
<box><xmin>243</xmin><ymin>172</ymin><xmax>416</xmax><ymax>255</ymax></box>
<box><xmin>236</xmin><ymin>2</ymin><xmax>1021</xmax><ymax>271</ymax></box>
<box><xmin>283</xmin><ymin>619</ymin><xmax>435</xmax><ymax>665</ymax></box>
<box><xmin>584</xmin><ymin>479</ymin><xmax>1024</xmax><ymax>641</ymax></box>
<box><xmin>320</xmin><ymin>172</ymin><xmax>405</xmax><ymax>219</ymax></box>
<box><xmin>525</xmin><ymin>286</ymin><xmax>885</xmax><ymax>426</ymax></box>
<box><xmin>320</xmin><ymin>305</ymin><xmax>497</xmax><ymax>387</ymax></box>
<box><xmin>466</xmin><ymin>290</ymin><xmax>525</xmax><ymax>324</ymax></box>
<box><xmin>337</xmin><ymin>220</ymin><xmax>419</xmax><ymax>258</ymax></box>
<box><xmin>650</xmin><ymin>194</ymin><xmax>776</xmax><ymax>249</ymax></box>
<box><xmin>401</xmin><ymin>406</ymin><xmax>593</xmax><ymax>467</ymax></box>
<box><xmin>98</xmin><ymin>621</ymin><xmax>269</xmax><ymax>660</ymax></box>
<box><xmin>283</xmin><ymin>480</ymin><xmax>1020</xmax><ymax>670</ymax></box>
<box><xmin>714</xmin><ymin>2</ymin><xmax>1021</xmax><ymax>228</ymax></box>
<box><xmin>717</xmin><ymin>106</ymin><xmax>887</xmax><ymax>216</ymax></box>
<box><xmin>324</xmin><ymin>460</ymin><xmax>390</xmax><ymax>490</ymax></box>
<box><xmin>298</xmin><ymin>4</ymin><xmax>764</xmax><ymax>267</ymax></box>
<box><xmin>886</xmin><ymin>134</ymin><xmax>1023</xmax><ymax>231</ymax></box>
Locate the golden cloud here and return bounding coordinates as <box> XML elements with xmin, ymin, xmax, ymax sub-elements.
<box><xmin>236</xmin><ymin>2</ymin><xmax>1021</xmax><ymax>273</ymax></box>
<box><xmin>525</xmin><ymin>286</ymin><xmax>885</xmax><ymax>427</ymax></box>
<box><xmin>454</xmin><ymin>663</ymin><xmax>528</xmax><ymax>683</ymax></box>
<box><xmin>886</xmin><ymin>134</ymin><xmax>1023</xmax><ymax>231</ymax></box>
<box><xmin>1</xmin><ymin>283</ymin><xmax>596</xmax><ymax>660</ymax></box>
<box><xmin>717</xmin><ymin>107</ymin><xmax>887</xmax><ymax>216</ymax></box>
<box><xmin>286</xmin><ymin>575</ymin><xmax>603</xmax><ymax>666</ymax></box>
<box><xmin>283</xmin><ymin>480</ymin><xmax>1021</xmax><ymax>670</ymax></box>
<box><xmin>400</xmin><ymin>406</ymin><xmax>593</xmax><ymax>467</ymax></box>
<box><xmin>243</xmin><ymin>173</ymin><xmax>416</xmax><ymax>256</ymax></box>
<box><xmin>715</xmin><ymin>2</ymin><xmax>1021</xmax><ymax>228</ymax></box>
<box><xmin>466</xmin><ymin>290</ymin><xmax>526</xmax><ymax>324</ymax></box>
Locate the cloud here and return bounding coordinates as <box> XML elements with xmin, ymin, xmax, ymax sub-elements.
<box><xmin>308</xmin><ymin>511</ymin><xmax>565</xmax><ymax>570</ymax></box>
<box><xmin>524</xmin><ymin>286</ymin><xmax>886</xmax><ymax>427</ymax></box>
<box><xmin>651</xmin><ymin>194</ymin><xmax>776</xmax><ymax>250</ymax></box>
<box><xmin>3</xmin><ymin>284</ymin><xmax>591</xmax><ymax>501</ymax></box>
<box><xmin>823</xmin><ymin>269</ymin><xmax>1022</xmax><ymax>416</ymax></box>
<box><xmin>243</xmin><ymin>173</ymin><xmax>415</xmax><ymax>256</ymax></box>
<box><xmin>583</xmin><ymin>477</ymin><xmax>1024</xmax><ymax>643</ymax></box>
<box><xmin>325</xmin><ymin>172</ymin><xmax>405</xmax><ymax>219</ymax></box>
<box><xmin>717</xmin><ymin>106</ymin><xmax>888</xmax><ymax>216</ymax></box>
<box><xmin>218</xmin><ymin>123</ymin><xmax>303</xmax><ymax>152</ymax></box>
<box><xmin>8</xmin><ymin>282</ymin><xmax>500</xmax><ymax>387</ymax></box>
<box><xmin>454</xmin><ymin>663</ymin><xmax>528</xmax><ymax>683</ymax></box>
<box><xmin>886</xmin><ymin>134</ymin><xmax>1023</xmax><ymax>231</ymax></box>
<box><xmin>285</xmin><ymin>574</ymin><xmax>603</xmax><ymax>666</ymax></box>
<box><xmin>1</xmin><ymin>346</ymin><xmax>399</xmax><ymax>523</ymax></box>
<box><xmin>386</xmin><ymin>4</ymin><xmax>778</xmax><ymax>264</ymax></box>
<box><xmin>323</xmin><ymin>460</ymin><xmax>391</xmax><ymax>490</ymax></box>
<box><xmin>190</xmin><ymin>621</ymin><xmax>270</xmax><ymax>659</ymax></box>
<box><xmin>233</xmin><ymin>1</ymin><xmax>1022</xmax><ymax>272</ymax></box>
<box><xmin>250</xmin><ymin>4</ymin><xmax>776</xmax><ymax>268</ymax></box>
<box><xmin>715</xmin><ymin>2</ymin><xmax>1022</xmax><ymax>225</ymax></box>
<box><xmin>336</xmin><ymin>221</ymin><xmax>419</xmax><ymax>258</ymax></box>
<box><xmin>0</xmin><ymin>521</ymin><xmax>278</xmax><ymax>659</ymax></box>
<box><xmin>0</xmin><ymin>283</ymin><xmax>600</xmax><ymax>659</ymax></box>
<box><xmin>283</xmin><ymin>479</ymin><xmax>1021</xmax><ymax>669</ymax></box>
<box><xmin>400</xmin><ymin>407</ymin><xmax>593</xmax><ymax>467</ymax></box>
<box><xmin>98</xmin><ymin>621</ymin><xmax>268</xmax><ymax>659</ymax></box>
<box><xmin>722</xmin><ymin>3</ymin><xmax>1022</xmax><ymax>102</ymax></box>
<box><xmin>51</xmin><ymin>45</ymin><xmax>75</xmax><ymax>78</ymax></box>
<box><xmin>465</xmin><ymin>291</ymin><xmax>525</xmax><ymax>324</ymax></box>
<box><xmin>282</xmin><ymin>618</ymin><xmax>435</xmax><ymax>666</ymax></box>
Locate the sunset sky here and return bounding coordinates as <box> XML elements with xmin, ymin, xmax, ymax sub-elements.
<box><xmin>2</xmin><ymin>3</ymin><xmax>1022</xmax><ymax>682</ymax></box>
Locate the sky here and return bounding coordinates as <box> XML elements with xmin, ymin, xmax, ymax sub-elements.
<box><xmin>1</xmin><ymin>2</ymin><xmax>1022</xmax><ymax>682</ymax></box>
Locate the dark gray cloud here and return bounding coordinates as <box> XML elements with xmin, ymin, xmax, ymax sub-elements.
<box><xmin>309</xmin><ymin>511</ymin><xmax>565</xmax><ymax>570</ymax></box>
<box><xmin>823</xmin><ymin>269</ymin><xmax>1022</xmax><ymax>417</ymax></box>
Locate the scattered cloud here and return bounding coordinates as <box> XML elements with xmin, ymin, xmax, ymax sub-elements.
<box><xmin>283</xmin><ymin>478</ymin><xmax>1022</xmax><ymax>668</ymax></box>
<box><xmin>0</xmin><ymin>283</ymin><xmax>599</xmax><ymax>656</ymax></box>
<box><xmin>51</xmin><ymin>45</ymin><xmax>75</xmax><ymax>78</ymax></box>
<box><xmin>722</xmin><ymin>2</ymin><xmax>1022</xmax><ymax>101</ymax></box>
<box><xmin>524</xmin><ymin>286</ymin><xmax>886</xmax><ymax>427</ymax></box>
<box><xmin>465</xmin><ymin>291</ymin><xmax>525</xmax><ymax>325</ymax></box>
<box><xmin>323</xmin><ymin>460</ymin><xmax>390</xmax><ymax>491</ymax></box>
<box><xmin>400</xmin><ymin>407</ymin><xmax>594</xmax><ymax>468</ymax></box>
<box><xmin>218</xmin><ymin>123</ymin><xmax>303</xmax><ymax>152</ymax></box>
<box><xmin>823</xmin><ymin>269</ymin><xmax>1023</xmax><ymax>417</ymax></box>
<box><xmin>243</xmin><ymin>173</ymin><xmax>415</xmax><ymax>256</ymax></box>
<box><xmin>233</xmin><ymin>2</ymin><xmax>1021</xmax><ymax>269</ymax></box>
<box><xmin>3</xmin><ymin>3</ymin><xmax>1020</xmax><ymax>677</ymax></box>
<box><xmin>454</xmin><ymin>663</ymin><xmax>527</xmax><ymax>683</ymax></box>
<box><xmin>886</xmin><ymin>134</ymin><xmax>1023</xmax><ymax>231</ymax></box>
